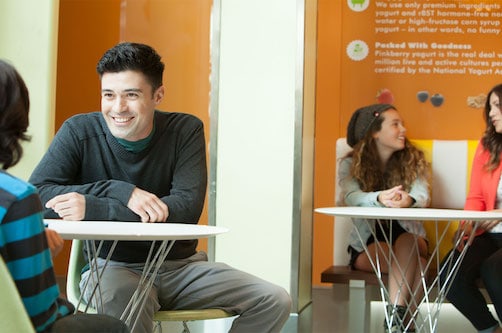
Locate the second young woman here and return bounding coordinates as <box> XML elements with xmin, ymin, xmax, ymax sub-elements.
<box><xmin>441</xmin><ymin>84</ymin><xmax>502</xmax><ymax>333</ymax></box>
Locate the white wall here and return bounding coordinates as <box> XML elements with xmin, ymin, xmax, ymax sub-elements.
<box><xmin>214</xmin><ymin>0</ymin><xmax>298</xmax><ymax>293</ymax></box>
<box><xmin>0</xmin><ymin>0</ymin><xmax>58</xmax><ymax>180</ymax></box>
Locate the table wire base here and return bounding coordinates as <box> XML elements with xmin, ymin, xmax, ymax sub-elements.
<box><xmin>354</xmin><ymin>219</ymin><xmax>477</xmax><ymax>333</ymax></box>
<box><xmin>77</xmin><ymin>239</ymin><xmax>175</xmax><ymax>332</ymax></box>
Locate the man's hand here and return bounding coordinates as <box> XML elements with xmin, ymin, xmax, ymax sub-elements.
<box><xmin>127</xmin><ymin>187</ymin><xmax>169</xmax><ymax>223</ymax></box>
<box><xmin>45</xmin><ymin>228</ymin><xmax>64</xmax><ymax>257</ymax></box>
<box><xmin>46</xmin><ymin>192</ymin><xmax>86</xmax><ymax>220</ymax></box>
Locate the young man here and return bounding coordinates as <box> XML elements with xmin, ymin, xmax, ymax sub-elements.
<box><xmin>29</xmin><ymin>42</ymin><xmax>291</xmax><ymax>333</ymax></box>
<box><xmin>0</xmin><ymin>59</ymin><xmax>129</xmax><ymax>333</ymax></box>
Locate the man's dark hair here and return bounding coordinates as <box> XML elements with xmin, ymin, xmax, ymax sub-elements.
<box><xmin>97</xmin><ymin>42</ymin><xmax>165</xmax><ymax>91</ymax></box>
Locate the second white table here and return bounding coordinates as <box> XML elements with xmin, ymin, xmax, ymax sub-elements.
<box><xmin>315</xmin><ymin>207</ymin><xmax>502</xmax><ymax>333</ymax></box>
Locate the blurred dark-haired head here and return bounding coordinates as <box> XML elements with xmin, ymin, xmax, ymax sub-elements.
<box><xmin>0</xmin><ymin>59</ymin><xmax>31</xmax><ymax>169</ymax></box>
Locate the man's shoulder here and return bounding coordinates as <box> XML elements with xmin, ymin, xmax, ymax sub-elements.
<box><xmin>156</xmin><ymin>111</ymin><xmax>202</xmax><ymax>123</ymax></box>
<box><xmin>155</xmin><ymin>111</ymin><xmax>204</xmax><ymax>131</ymax></box>
<box><xmin>61</xmin><ymin>112</ymin><xmax>105</xmax><ymax>137</ymax></box>
<box><xmin>65</xmin><ymin>112</ymin><xmax>102</xmax><ymax>125</ymax></box>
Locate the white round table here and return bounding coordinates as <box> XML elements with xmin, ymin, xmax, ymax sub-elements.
<box><xmin>45</xmin><ymin>219</ymin><xmax>229</xmax><ymax>331</ymax></box>
<box><xmin>44</xmin><ymin>219</ymin><xmax>229</xmax><ymax>240</ymax></box>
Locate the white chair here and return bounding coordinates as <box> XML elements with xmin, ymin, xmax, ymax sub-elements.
<box><xmin>0</xmin><ymin>256</ymin><xmax>35</xmax><ymax>333</ymax></box>
<box><xmin>67</xmin><ymin>239</ymin><xmax>232</xmax><ymax>333</ymax></box>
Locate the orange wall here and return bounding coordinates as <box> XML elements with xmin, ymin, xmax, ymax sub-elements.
<box><xmin>53</xmin><ymin>0</ymin><xmax>211</xmax><ymax>275</ymax></box>
<box><xmin>312</xmin><ymin>0</ymin><xmax>499</xmax><ymax>285</ymax></box>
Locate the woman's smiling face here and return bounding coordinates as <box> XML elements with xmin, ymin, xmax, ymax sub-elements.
<box><xmin>488</xmin><ymin>92</ymin><xmax>502</xmax><ymax>134</ymax></box>
<box><xmin>373</xmin><ymin>109</ymin><xmax>406</xmax><ymax>155</ymax></box>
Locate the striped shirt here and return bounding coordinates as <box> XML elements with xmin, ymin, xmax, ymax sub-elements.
<box><xmin>0</xmin><ymin>171</ymin><xmax>74</xmax><ymax>332</ymax></box>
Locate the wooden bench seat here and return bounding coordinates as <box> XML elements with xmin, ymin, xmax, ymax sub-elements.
<box><xmin>321</xmin><ymin>265</ymin><xmax>436</xmax><ymax>287</ymax></box>
<box><xmin>321</xmin><ymin>265</ymin><xmax>484</xmax><ymax>289</ymax></box>
<box><xmin>321</xmin><ymin>265</ymin><xmax>381</xmax><ymax>286</ymax></box>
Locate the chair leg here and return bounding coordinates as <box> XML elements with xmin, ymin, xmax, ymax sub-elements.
<box><xmin>153</xmin><ymin>320</ymin><xmax>162</xmax><ymax>333</ymax></box>
<box><xmin>181</xmin><ymin>321</ymin><xmax>191</xmax><ymax>333</ymax></box>
<box><xmin>153</xmin><ymin>320</ymin><xmax>191</xmax><ymax>333</ymax></box>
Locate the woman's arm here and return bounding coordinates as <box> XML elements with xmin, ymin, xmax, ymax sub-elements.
<box><xmin>464</xmin><ymin>141</ymin><xmax>488</xmax><ymax>211</ymax></box>
<box><xmin>339</xmin><ymin>157</ymin><xmax>382</xmax><ymax>207</ymax></box>
<box><xmin>408</xmin><ymin>176</ymin><xmax>430</xmax><ymax>208</ymax></box>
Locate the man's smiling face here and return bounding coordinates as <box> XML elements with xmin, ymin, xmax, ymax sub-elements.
<box><xmin>100</xmin><ymin>70</ymin><xmax>163</xmax><ymax>141</ymax></box>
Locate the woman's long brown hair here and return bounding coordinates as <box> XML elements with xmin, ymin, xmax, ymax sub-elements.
<box><xmin>481</xmin><ymin>84</ymin><xmax>502</xmax><ymax>171</ymax></box>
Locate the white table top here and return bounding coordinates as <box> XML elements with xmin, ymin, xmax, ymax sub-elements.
<box><xmin>44</xmin><ymin>219</ymin><xmax>229</xmax><ymax>241</ymax></box>
<box><xmin>315</xmin><ymin>206</ymin><xmax>502</xmax><ymax>221</ymax></box>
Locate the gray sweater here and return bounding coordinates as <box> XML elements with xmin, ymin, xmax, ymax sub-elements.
<box><xmin>29</xmin><ymin>111</ymin><xmax>207</xmax><ymax>262</ymax></box>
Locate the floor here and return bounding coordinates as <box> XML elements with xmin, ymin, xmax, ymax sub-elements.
<box><xmin>294</xmin><ymin>285</ymin><xmax>491</xmax><ymax>333</ymax></box>
<box><xmin>57</xmin><ymin>276</ymin><xmax>491</xmax><ymax>333</ymax></box>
